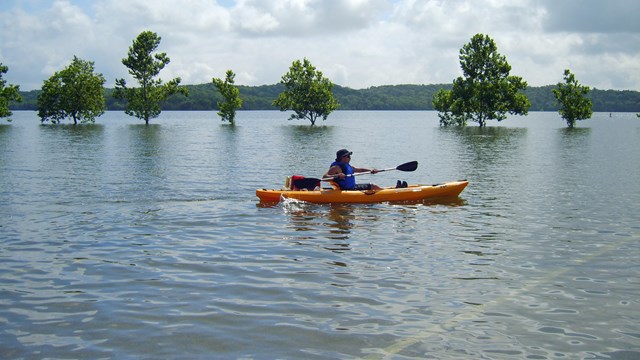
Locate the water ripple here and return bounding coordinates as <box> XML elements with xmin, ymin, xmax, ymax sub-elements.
<box><xmin>1</xmin><ymin>112</ymin><xmax>638</xmax><ymax>359</ymax></box>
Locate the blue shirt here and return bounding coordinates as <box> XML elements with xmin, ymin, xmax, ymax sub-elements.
<box><xmin>330</xmin><ymin>161</ymin><xmax>355</xmax><ymax>190</ymax></box>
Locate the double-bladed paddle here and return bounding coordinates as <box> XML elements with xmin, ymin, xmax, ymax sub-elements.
<box><xmin>292</xmin><ymin>161</ymin><xmax>418</xmax><ymax>190</ymax></box>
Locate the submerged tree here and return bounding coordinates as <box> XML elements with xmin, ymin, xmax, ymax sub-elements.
<box><xmin>37</xmin><ymin>56</ymin><xmax>106</xmax><ymax>124</ymax></box>
<box><xmin>212</xmin><ymin>70</ymin><xmax>242</xmax><ymax>124</ymax></box>
<box><xmin>114</xmin><ymin>31</ymin><xmax>187</xmax><ymax>124</ymax></box>
<box><xmin>0</xmin><ymin>63</ymin><xmax>22</xmax><ymax>122</ymax></box>
<box><xmin>552</xmin><ymin>69</ymin><xmax>593</xmax><ymax>128</ymax></box>
<box><xmin>433</xmin><ymin>34</ymin><xmax>530</xmax><ymax>126</ymax></box>
<box><xmin>273</xmin><ymin>58</ymin><xmax>339</xmax><ymax>126</ymax></box>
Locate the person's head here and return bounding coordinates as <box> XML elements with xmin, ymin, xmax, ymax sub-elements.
<box><xmin>336</xmin><ymin>149</ymin><xmax>352</xmax><ymax>162</ymax></box>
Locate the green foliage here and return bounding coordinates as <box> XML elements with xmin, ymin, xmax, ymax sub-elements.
<box><xmin>552</xmin><ymin>69</ymin><xmax>593</xmax><ymax>128</ymax></box>
<box><xmin>0</xmin><ymin>63</ymin><xmax>23</xmax><ymax>121</ymax></box>
<box><xmin>114</xmin><ymin>31</ymin><xmax>188</xmax><ymax>124</ymax></box>
<box><xmin>272</xmin><ymin>58</ymin><xmax>340</xmax><ymax>126</ymax></box>
<box><xmin>212</xmin><ymin>70</ymin><xmax>242</xmax><ymax>124</ymax></box>
<box><xmin>36</xmin><ymin>56</ymin><xmax>105</xmax><ymax>125</ymax></box>
<box><xmin>13</xmin><ymin>84</ymin><xmax>640</xmax><ymax>113</ymax></box>
<box><xmin>433</xmin><ymin>87</ymin><xmax>465</xmax><ymax>126</ymax></box>
<box><xmin>334</xmin><ymin>84</ymin><xmax>446</xmax><ymax>110</ymax></box>
<box><xmin>433</xmin><ymin>34</ymin><xmax>530</xmax><ymax>127</ymax></box>
<box><xmin>587</xmin><ymin>89</ymin><xmax>637</xmax><ymax>112</ymax></box>
<box><xmin>522</xmin><ymin>85</ymin><xmax>556</xmax><ymax>111</ymax></box>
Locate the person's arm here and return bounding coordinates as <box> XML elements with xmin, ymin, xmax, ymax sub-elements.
<box><xmin>324</xmin><ymin>165</ymin><xmax>345</xmax><ymax>179</ymax></box>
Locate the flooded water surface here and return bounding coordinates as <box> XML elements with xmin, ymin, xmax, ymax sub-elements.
<box><xmin>1</xmin><ymin>111</ymin><xmax>638</xmax><ymax>359</ymax></box>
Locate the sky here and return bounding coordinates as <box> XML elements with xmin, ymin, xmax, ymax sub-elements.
<box><xmin>1</xmin><ymin>0</ymin><xmax>639</xmax><ymax>91</ymax></box>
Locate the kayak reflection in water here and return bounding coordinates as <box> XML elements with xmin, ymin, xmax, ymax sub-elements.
<box><xmin>324</xmin><ymin>149</ymin><xmax>382</xmax><ymax>191</ymax></box>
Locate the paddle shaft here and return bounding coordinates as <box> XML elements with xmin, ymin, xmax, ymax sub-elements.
<box><xmin>321</xmin><ymin>168</ymin><xmax>388</xmax><ymax>181</ymax></box>
<box><xmin>322</xmin><ymin>160</ymin><xmax>418</xmax><ymax>181</ymax></box>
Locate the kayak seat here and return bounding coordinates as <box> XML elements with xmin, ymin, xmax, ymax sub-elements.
<box><xmin>290</xmin><ymin>175</ymin><xmax>320</xmax><ymax>191</ymax></box>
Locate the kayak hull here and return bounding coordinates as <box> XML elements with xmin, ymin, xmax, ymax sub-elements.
<box><xmin>256</xmin><ymin>180</ymin><xmax>468</xmax><ymax>204</ymax></box>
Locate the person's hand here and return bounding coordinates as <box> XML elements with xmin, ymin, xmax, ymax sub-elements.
<box><xmin>371</xmin><ymin>168</ymin><xmax>379</xmax><ymax>174</ymax></box>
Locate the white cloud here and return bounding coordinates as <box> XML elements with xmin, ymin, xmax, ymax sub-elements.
<box><xmin>542</xmin><ymin>0</ymin><xmax>640</xmax><ymax>34</ymax></box>
<box><xmin>1</xmin><ymin>0</ymin><xmax>638</xmax><ymax>91</ymax></box>
<box><xmin>231</xmin><ymin>0</ymin><xmax>388</xmax><ymax>36</ymax></box>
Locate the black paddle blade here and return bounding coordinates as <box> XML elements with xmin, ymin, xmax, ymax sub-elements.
<box><xmin>396</xmin><ymin>161</ymin><xmax>418</xmax><ymax>172</ymax></box>
<box><xmin>292</xmin><ymin>177</ymin><xmax>322</xmax><ymax>190</ymax></box>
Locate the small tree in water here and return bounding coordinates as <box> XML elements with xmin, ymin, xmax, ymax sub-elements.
<box><xmin>433</xmin><ymin>34</ymin><xmax>530</xmax><ymax>127</ymax></box>
<box><xmin>0</xmin><ymin>63</ymin><xmax>22</xmax><ymax>122</ymax></box>
<box><xmin>552</xmin><ymin>69</ymin><xmax>593</xmax><ymax>128</ymax></box>
<box><xmin>114</xmin><ymin>31</ymin><xmax>188</xmax><ymax>124</ymax></box>
<box><xmin>37</xmin><ymin>56</ymin><xmax>105</xmax><ymax>125</ymax></box>
<box><xmin>273</xmin><ymin>58</ymin><xmax>339</xmax><ymax>126</ymax></box>
<box><xmin>212</xmin><ymin>70</ymin><xmax>242</xmax><ymax>124</ymax></box>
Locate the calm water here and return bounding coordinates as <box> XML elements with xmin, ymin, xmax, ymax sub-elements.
<box><xmin>1</xmin><ymin>111</ymin><xmax>638</xmax><ymax>359</ymax></box>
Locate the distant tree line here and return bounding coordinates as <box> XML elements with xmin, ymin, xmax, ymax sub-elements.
<box><xmin>12</xmin><ymin>83</ymin><xmax>640</xmax><ymax>113</ymax></box>
<box><xmin>3</xmin><ymin>31</ymin><xmax>638</xmax><ymax>128</ymax></box>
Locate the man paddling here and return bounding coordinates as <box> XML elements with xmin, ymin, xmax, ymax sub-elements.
<box><xmin>324</xmin><ymin>149</ymin><xmax>382</xmax><ymax>191</ymax></box>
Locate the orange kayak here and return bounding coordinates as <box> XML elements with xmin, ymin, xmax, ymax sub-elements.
<box><xmin>256</xmin><ymin>180</ymin><xmax>468</xmax><ymax>204</ymax></box>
